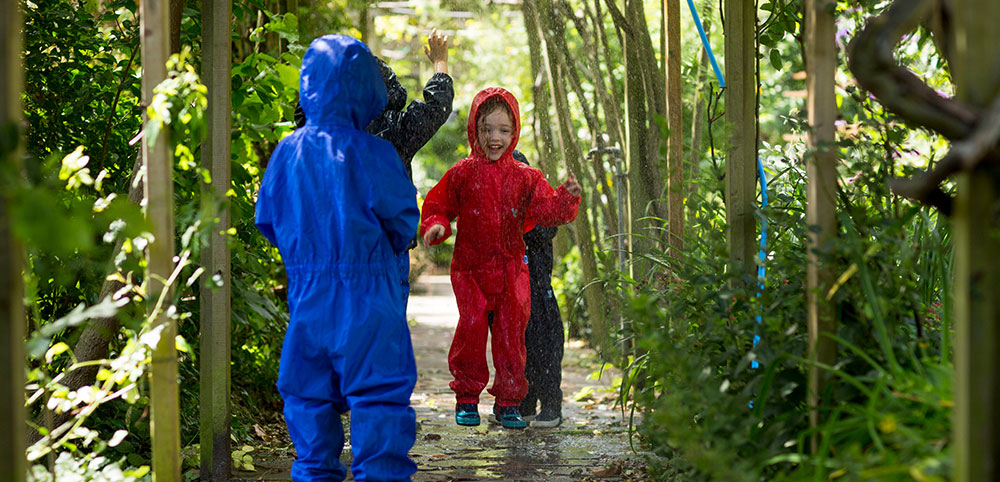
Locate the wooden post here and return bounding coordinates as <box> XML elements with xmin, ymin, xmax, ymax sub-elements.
<box><xmin>805</xmin><ymin>0</ymin><xmax>838</xmax><ymax>450</ymax></box>
<box><xmin>1</xmin><ymin>0</ymin><xmax>26</xmax><ymax>480</ymax></box>
<box><xmin>724</xmin><ymin>0</ymin><xmax>756</xmax><ymax>282</ymax></box>
<box><xmin>141</xmin><ymin>1</ymin><xmax>180</xmax><ymax>480</ymax></box>
<box><xmin>951</xmin><ymin>1</ymin><xmax>1000</xmax><ymax>478</ymax></box>
<box><xmin>199</xmin><ymin>1</ymin><xmax>232</xmax><ymax>480</ymax></box>
<box><xmin>665</xmin><ymin>0</ymin><xmax>683</xmax><ymax>255</ymax></box>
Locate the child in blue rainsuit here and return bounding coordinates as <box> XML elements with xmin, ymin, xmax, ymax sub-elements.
<box><xmin>255</xmin><ymin>35</ymin><xmax>420</xmax><ymax>482</ymax></box>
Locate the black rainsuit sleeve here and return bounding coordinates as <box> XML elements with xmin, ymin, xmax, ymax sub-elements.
<box><xmin>385</xmin><ymin>73</ymin><xmax>454</xmax><ymax>162</ymax></box>
<box><xmin>295</xmin><ymin>73</ymin><xmax>453</xmax><ymax>162</ymax></box>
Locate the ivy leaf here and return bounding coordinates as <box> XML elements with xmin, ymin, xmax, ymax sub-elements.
<box><xmin>769</xmin><ymin>49</ymin><xmax>783</xmax><ymax>72</ymax></box>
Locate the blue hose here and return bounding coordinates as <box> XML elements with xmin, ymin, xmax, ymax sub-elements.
<box><xmin>685</xmin><ymin>0</ymin><xmax>725</xmax><ymax>89</ymax></box>
<box><xmin>752</xmin><ymin>159</ymin><xmax>767</xmax><ymax>369</ymax></box>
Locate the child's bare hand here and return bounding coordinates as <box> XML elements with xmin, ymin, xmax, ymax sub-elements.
<box><xmin>424</xmin><ymin>29</ymin><xmax>449</xmax><ymax>73</ymax></box>
<box><xmin>423</xmin><ymin>224</ymin><xmax>446</xmax><ymax>246</ymax></box>
<box><xmin>562</xmin><ymin>173</ymin><xmax>582</xmax><ymax>197</ymax></box>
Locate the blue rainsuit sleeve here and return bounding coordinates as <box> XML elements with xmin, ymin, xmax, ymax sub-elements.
<box><xmin>254</xmin><ymin>143</ymin><xmax>285</xmax><ymax>246</ymax></box>
<box><xmin>364</xmin><ymin>139</ymin><xmax>420</xmax><ymax>254</ymax></box>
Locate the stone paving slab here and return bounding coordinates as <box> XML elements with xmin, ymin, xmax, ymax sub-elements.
<box><xmin>231</xmin><ymin>275</ymin><xmax>650</xmax><ymax>481</ymax></box>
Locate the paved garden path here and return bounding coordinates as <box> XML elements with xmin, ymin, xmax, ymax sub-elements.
<box><xmin>233</xmin><ymin>274</ymin><xmax>649</xmax><ymax>481</ymax></box>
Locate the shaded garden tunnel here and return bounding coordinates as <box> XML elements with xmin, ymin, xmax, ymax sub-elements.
<box><xmin>5</xmin><ymin>0</ymin><xmax>1000</xmax><ymax>481</ymax></box>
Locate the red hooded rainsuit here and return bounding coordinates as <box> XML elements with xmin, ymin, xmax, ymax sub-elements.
<box><xmin>420</xmin><ymin>88</ymin><xmax>580</xmax><ymax>407</ymax></box>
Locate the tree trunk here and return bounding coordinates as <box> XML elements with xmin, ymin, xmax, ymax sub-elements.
<box><xmin>951</xmin><ymin>0</ymin><xmax>1000</xmax><ymax>478</ymax></box>
<box><xmin>1</xmin><ymin>1</ymin><xmax>26</xmax><ymax>479</ymax></box>
<box><xmin>170</xmin><ymin>0</ymin><xmax>183</xmax><ymax>54</ymax></box>
<box><xmin>688</xmin><ymin>14</ymin><xmax>712</xmax><ymax>198</ymax></box>
<box><xmin>522</xmin><ymin>0</ymin><xmax>571</xmax><ymax>260</ymax></box>
<box><xmin>592</xmin><ymin>0</ymin><xmax>626</xmax><ymax>149</ymax></box>
<box><xmin>665</xmin><ymin>0</ymin><xmax>683</xmax><ymax>256</ymax></box>
<box><xmin>548</xmin><ymin>2</ymin><xmax>607</xmax><ymax>250</ymax></box>
<box><xmin>724</xmin><ymin>0</ymin><xmax>756</xmax><ymax>283</ymax></box>
<box><xmin>141</xmin><ymin>1</ymin><xmax>180</xmax><ymax>480</ymax></box>
<box><xmin>805</xmin><ymin>0</ymin><xmax>838</xmax><ymax>453</ymax></box>
<box><xmin>607</xmin><ymin>0</ymin><xmax>662</xmax><ymax>280</ymax></box>
<box><xmin>572</xmin><ymin>0</ymin><xmax>622</xmax><ymax>238</ymax></box>
<box><xmin>628</xmin><ymin>0</ymin><xmax>669</xmax><ymax>230</ymax></box>
<box><xmin>199</xmin><ymin>1</ymin><xmax>233</xmax><ymax>479</ymax></box>
<box><xmin>535</xmin><ymin>0</ymin><xmax>609</xmax><ymax>352</ymax></box>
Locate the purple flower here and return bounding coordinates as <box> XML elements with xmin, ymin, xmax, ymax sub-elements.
<box><xmin>835</xmin><ymin>28</ymin><xmax>851</xmax><ymax>49</ymax></box>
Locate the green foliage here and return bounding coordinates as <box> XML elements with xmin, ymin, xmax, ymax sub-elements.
<box><xmin>626</xmin><ymin>61</ymin><xmax>955</xmax><ymax>480</ymax></box>
<box><xmin>19</xmin><ymin>28</ymin><xmax>213</xmax><ymax>477</ymax></box>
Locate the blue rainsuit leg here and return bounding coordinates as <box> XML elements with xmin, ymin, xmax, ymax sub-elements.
<box><xmin>279</xmin><ymin>270</ymin><xmax>417</xmax><ymax>481</ymax></box>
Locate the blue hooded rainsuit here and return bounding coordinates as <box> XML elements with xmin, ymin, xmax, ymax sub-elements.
<box><xmin>255</xmin><ymin>35</ymin><xmax>419</xmax><ymax>482</ymax></box>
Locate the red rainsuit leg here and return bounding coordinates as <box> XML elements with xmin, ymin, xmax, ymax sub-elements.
<box><xmin>486</xmin><ymin>257</ymin><xmax>532</xmax><ymax>406</ymax></box>
<box><xmin>448</xmin><ymin>269</ymin><xmax>491</xmax><ymax>404</ymax></box>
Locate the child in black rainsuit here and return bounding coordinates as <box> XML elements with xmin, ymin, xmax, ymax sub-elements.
<box><xmin>294</xmin><ymin>30</ymin><xmax>453</xmax><ymax>302</ymax></box>
<box><xmin>295</xmin><ymin>29</ymin><xmax>453</xmax><ymax>196</ymax></box>
<box><xmin>512</xmin><ymin>150</ymin><xmax>565</xmax><ymax>428</ymax></box>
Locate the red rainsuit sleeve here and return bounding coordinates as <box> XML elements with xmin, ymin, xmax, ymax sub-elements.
<box><xmin>419</xmin><ymin>167</ymin><xmax>460</xmax><ymax>246</ymax></box>
<box><xmin>525</xmin><ymin>171</ymin><xmax>581</xmax><ymax>229</ymax></box>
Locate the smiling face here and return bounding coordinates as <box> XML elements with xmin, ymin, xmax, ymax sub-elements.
<box><xmin>476</xmin><ymin>107</ymin><xmax>514</xmax><ymax>162</ymax></box>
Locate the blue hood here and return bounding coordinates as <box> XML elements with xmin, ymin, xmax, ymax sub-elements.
<box><xmin>300</xmin><ymin>35</ymin><xmax>387</xmax><ymax>128</ymax></box>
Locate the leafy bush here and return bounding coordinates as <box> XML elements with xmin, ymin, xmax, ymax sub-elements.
<box><xmin>624</xmin><ymin>104</ymin><xmax>953</xmax><ymax>480</ymax></box>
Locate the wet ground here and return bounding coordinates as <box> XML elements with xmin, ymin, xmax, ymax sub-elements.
<box><xmin>233</xmin><ymin>275</ymin><xmax>652</xmax><ymax>481</ymax></box>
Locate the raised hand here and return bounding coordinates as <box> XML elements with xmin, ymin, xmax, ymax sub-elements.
<box><xmin>562</xmin><ymin>173</ymin><xmax>582</xmax><ymax>197</ymax></box>
<box><xmin>423</xmin><ymin>224</ymin><xmax>447</xmax><ymax>246</ymax></box>
<box><xmin>424</xmin><ymin>28</ymin><xmax>449</xmax><ymax>74</ymax></box>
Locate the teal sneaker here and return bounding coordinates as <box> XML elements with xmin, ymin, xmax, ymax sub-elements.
<box><xmin>493</xmin><ymin>405</ymin><xmax>527</xmax><ymax>429</ymax></box>
<box><xmin>455</xmin><ymin>403</ymin><xmax>480</xmax><ymax>426</ymax></box>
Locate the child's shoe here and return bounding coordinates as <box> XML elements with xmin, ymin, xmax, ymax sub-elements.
<box><xmin>518</xmin><ymin>398</ymin><xmax>538</xmax><ymax>422</ymax></box>
<box><xmin>530</xmin><ymin>406</ymin><xmax>562</xmax><ymax>428</ymax></box>
<box><xmin>455</xmin><ymin>403</ymin><xmax>480</xmax><ymax>426</ymax></box>
<box><xmin>492</xmin><ymin>405</ymin><xmax>528</xmax><ymax>429</ymax></box>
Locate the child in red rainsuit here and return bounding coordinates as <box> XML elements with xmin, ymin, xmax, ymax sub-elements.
<box><xmin>420</xmin><ymin>87</ymin><xmax>582</xmax><ymax>429</ymax></box>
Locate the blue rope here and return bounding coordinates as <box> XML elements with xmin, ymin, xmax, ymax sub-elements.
<box><xmin>685</xmin><ymin>0</ymin><xmax>725</xmax><ymax>89</ymax></box>
<box><xmin>685</xmin><ymin>0</ymin><xmax>767</xmax><ymax>370</ymax></box>
<box><xmin>752</xmin><ymin>159</ymin><xmax>767</xmax><ymax>369</ymax></box>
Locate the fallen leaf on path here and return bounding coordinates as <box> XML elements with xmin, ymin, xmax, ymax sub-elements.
<box><xmin>253</xmin><ymin>424</ymin><xmax>270</xmax><ymax>441</ymax></box>
<box><xmin>423</xmin><ymin>433</ymin><xmax>442</xmax><ymax>441</ymax></box>
<box><xmin>589</xmin><ymin>465</ymin><xmax>621</xmax><ymax>478</ymax></box>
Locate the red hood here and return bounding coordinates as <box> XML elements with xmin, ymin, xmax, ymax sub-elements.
<box><xmin>466</xmin><ymin>87</ymin><xmax>521</xmax><ymax>163</ymax></box>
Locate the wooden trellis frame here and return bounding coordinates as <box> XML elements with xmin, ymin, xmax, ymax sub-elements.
<box><xmin>805</xmin><ymin>0</ymin><xmax>838</xmax><ymax>450</ymax></box>
<box><xmin>199</xmin><ymin>0</ymin><xmax>234</xmax><ymax>480</ymax></box>
<box><xmin>140</xmin><ymin>0</ymin><xmax>181</xmax><ymax>480</ymax></box>
<box><xmin>724</xmin><ymin>0</ymin><xmax>756</xmax><ymax>282</ymax></box>
<box><xmin>2</xmin><ymin>0</ymin><xmax>26</xmax><ymax>480</ymax></box>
